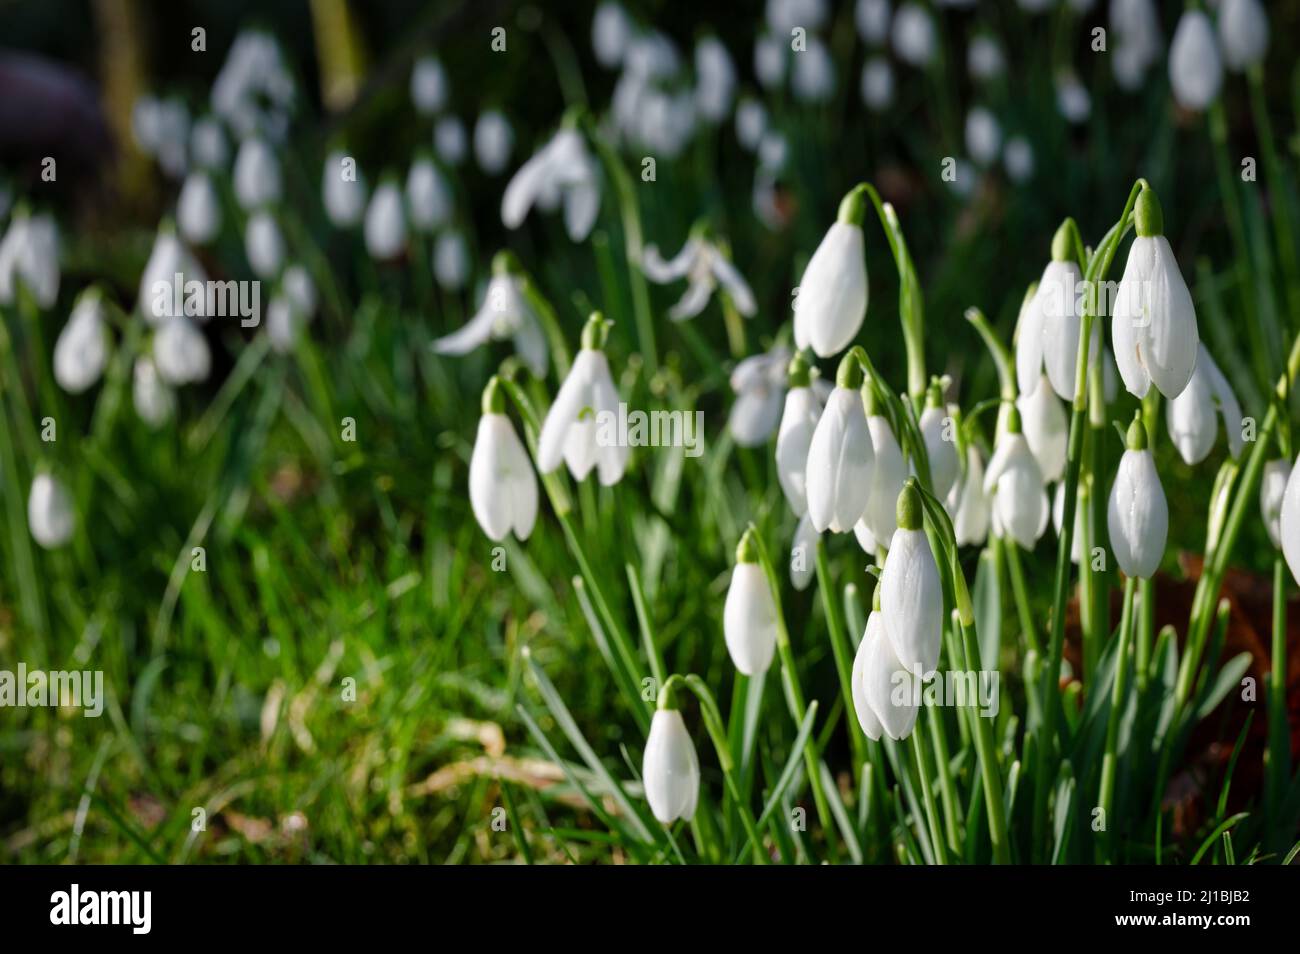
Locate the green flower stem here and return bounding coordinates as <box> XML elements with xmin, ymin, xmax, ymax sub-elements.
<box><xmin>954</xmin><ymin>611</ymin><xmax>1010</xmax><ymax>863</ymax></box>
<box><xmin>910</xmin><ymin>713</ymin><xmax>947</xmax><ymax>865</ymax></box>
<box><xmin>1098</xmin><ymin>574</ymin><xmax>1138</xmax><ymax>861</ymax></box>
<box><xmin>926</xmin><ymin>693</ymin><xmax>962</xmax><ymax>858</ymax></box>
<box><xmin>1267</xmin><ymin>556</ymin><xmax>1290</xmax><ymax>846</ymax></box>
<box><xmin>679</xmin><ymin>674</ymin><xmax>768</xmax><ymax>864</ymax></box>
<box><xmin>747</xmin><ymin>526</ymin><xmax>840</xmax><ymax>854</ymax></box>
<box><xmin>1032</xmin><ymin>177</ymin><xmax>1146</xmax><ymax>860</ymax></box>
<box><xmin>519</xmin><ymin>278</ymin><xmax>572</xmax><ymax>380</ymax></box>
<box><xmin>964</xmin><ymin>307</ymin><xmax>1016</xmax><ymax>403</ymax></box>
<box><xmin>1084</xmin><ymin>357</ymin><xmax>1109</xmax><ymax>682</ymax></box>
<box><xmin>815</xmin><ymin>539</ymin><xmax>869</xmax><ymax>768</ymax></box>
<box><xmin>1247</xmin><ymin>65</ymin><xmax>1300</xmax><ymax>325</ymax></box>
<box><xmin>861</xmin><ymin>184</ymin><xmax>927</xmax><ymax>406</ymax></box>
<box><xmin>1002</xmin><ymin>535</ymin><xmax>1042</xmax><ymax>657</ymax></box>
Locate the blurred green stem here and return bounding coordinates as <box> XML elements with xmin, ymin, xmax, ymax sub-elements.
<box><xmin>1097</xmin><ymin>574</ymin><xmax>1137</xmax><ymax>862</ymax></box>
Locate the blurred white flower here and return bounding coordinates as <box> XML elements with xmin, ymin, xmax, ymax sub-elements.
<box><xmin>282</xmin><ymin>264</ymin><xmax>316</xmax><ymax>318</ymax></box>
<box><xmin>433</xmin><ymin>231</ymin><xmax>470</xmax><ymax>290</ymax></box>
<box><xmin>791</xmin><ymin>513</ymin><xmax>819</xmax><ymax>591</ymax></box>
<box><xmin>1261</xmin><ymin>459</ymin><xmax>1290</xmax><ymax>549</ymax></box>
<box><xmin>1107</xmin><ymin>419</ymin><xmax>1168</xmax><ymax>578</ymax></box>
<box><xmin>364</xmin><ymin>182</ymin><xmax>407</xmax><ymax>262</ymax></box>
<box><xmin>948</xmin><ymin>445</ymin><xmax>990</xmax><ymax>547</ymax></box>
<box><xmin>643</xmin><ymin>236</ymin><xmax>755</xmax><ymax>321</ymax></box>
<box><xmin>233</xmin><ymin>136</ymin><xmax>281</xmax><ymax>210</ymax></box>
<box><xmin>471</xmin><ymin>381</ymin><xmax>538</xmax><ymax>543</ymax></box>
<box><xmin>1169</xmin><ymin>11</ymin><xmax>1222</xmax><ymax>111</ymax></box>
<box><xmin>322</xmin><ymin>151</ymin><xmax>367</xmax><ymax>228</ymax></box>
<box><xmin>593</xmin><ymin>2</ymin><xmax>633</xmax><ymax>68</ymax></box>
<box><xmin>537</xmin><ymin>326</ymin><xmax>627</xmax><ymax>484</ymax></box>
<box><xmin>474</xmin><ymin>110</ymin><xmax>514</xmax><ymax>175</ymax></box>
<box><xmin>1016</xmin><ymin>251</ymin><xmax>1088</xmax><ymax>401</ymax></box>
<box><xmin>1003</xmin><ymin>136</ymin><xmax>1035</xmax><ymax>182</ymax></box>
<box><xmin>0</xmin><ymin>210</ymin><xmax>60</xmax><ymax>309</ymax></box>
<box><xmin>1110</xmin><ymin>0</ymin><xmax>1162</xmax><ymax>91</ymax></box>
<box><xmin>178</xmin><ymin>170</ymin><xmax>221</xmax><ymax>245</ymax></box>
<box><xmin>965</xmin><ymin>107</ymin><xmax>1002</xmax><ymax>167</ymax></box>
<box><xmin>754</xmin><ymin>32</ymin><xmax>786</xmax><ymax>90</ymax></box>
<box><xmin>694</xmin><ymin>37</ymin><xmax>736</xmax><ymax>122</ymax></box>
<box><xmin>410</xmin><ymin>56</ymin><xmax>448</xmax><ymax>115</ymax></box>
<box><xmin>919</xmin><ymin>397</ymin><xmax>959</xmax><ymax>499</ymax></box>
<box><xmin>767</xmin><ymin>0</ymin><xmax>830</xmax><ymax>34</ymax></box>
<box><xmin>138</xmin><ymin>228</ymin><xmax>206</xmax><ymax>323</ymax></box>
<box><xmin>189</xmin><ymin>116</ymin><xmax>228</xmax><ymax>170</ymax></box>
<box><xmin>212</xmin><ymin>31</ymin><xmax>295</xmax><ymax>141</ymax></box>
<box><xmin>54</xmin><ymin>290</ymin><xmax>109</xmax><ymax>394</ymax></box>
<box><xmin>724</xmin><ymin>539</ymin><xmax>779</xmax><ymax>676</ymax></box>
<box><xmin>729</xmin><ymin>347</ymin><xmax>791</xmax><ymax>447</ymax></box>
<box><xmin>1282</xmin><ymin>457</ymin><xmax>1300</xmax><ymax>585</ymax></box>
<box><xmin>892</xmin><ymin>3</ymin><xmax>936</xmax><ymax>67</ymax></box>
<box><xmin>1052</xmin><ymin>481</ymin><xmax>1085</xmax><ymax>565</ymax></box>
<box><xmin>265</xmin><ymin>293</ymin><xmax>301</xmax><ymax>354</ymax></box>
<box><xmin>501</xmin><ymin>127</ymin><xmax>600</xmax><ymax>242</ymax></box>
<box><xmin>153</xmin><ymin>315</ymin><xmax>211</xmax><ymax>385</ymax></box>
<box><xmin>735</xmin><ymin>98</ymin><xmax>767</xmax><ymax>150</ymax></box>
<box><xmin>435</xmin><ymin>117</ymin><xmax>468</xmax><ymax>166</ymax></box>
<box><xmin>863</xmin><ymin>604</ymin><xmax>919</xmax><ymax>739</ymax></box>
<box><xmin>1056</xmin><ymin>75</ymin><xmax>1091</xmax><ymax>123</ymax></box>
<box><xmin>860</xmin><ymin>57</ymin><xmax>895</xmax><ymax>111</ymax></box>
<box><xmin>881</xmin><ymin>493</ymin><xmax>943</xmax><ymax>674</ymax></box>
<box><xmin>792</xmin><ymin>37</ymin><xmax>835</xmax><ymax>102</ymax></box>
<box><xmin>405</xmin><ymin>157</ymin><xmax>451</xmax><ymax>232</ymax></box>
<box><xmin>968</xmin><ymin>35</ymin><xmax>1005</xmax><ymax>80</ymax></box>
<box><xmin>984</xmin><ymin>423</ymin><xmax>1049</xmax><ymax>550</ymax></box>
<box><xmin>794</xmin><ymin>188</ymin><xmax>869</xmax><ymax>357</ymax></box>
<box><xmin>862</xmin><ymin>412</ymin><xmax>908</xmax><ymax>548</ymax></box>
<box><xmin>807</xmin><ymin>383</ymin><xmax>875</xmax><ymax>533</ymax></box>
<box><xmin>856</xmin><ymin>0</ymin><xmax>891</xmax><ymax>44</ymax></box>
<box><xmin>133</xmin><ymin>355</ymin><xmax>175</xmax><ymax>427</ymax></box>
<box><xmin>777</xmin><ymin>365</ymin><xmax>825</xmax><ymax>515</ymax></box>
<box><xmin>643</xmin><ymin>706</ymin><xmax>700</xmax><ymax>824</ymax></box>
<box><xmin>432</xmin><ymin>262</ymin><xmax>547</xmax><ymax>377</ymax></box>
<box><xmin>1166</xmin><ymin>344</ymin><xmax>1243</xmax><ymax>464</ymax></box>
<box><xmin>28</xmin><ymin>473</ymin><xmax>75</xmax><ymax>549</ymax></box>
<box><xmin>1018</xmin><ymin>374</ymin><xmax>1068</xmax><ymax>483</ymax></box>
<box><xmin>1219</xmin><ymin>0</ymin><xmax>1269</xmax><ymax>72</ymax></box>
<box><xmin>851</xmin><ymin>611</ymin><xmax>887</xmax><ymax>741</ymax></box>
<box><xmin>245</xmin><ymin>210</ymin><xmax>286</xmax><ymax>279</ymax></box>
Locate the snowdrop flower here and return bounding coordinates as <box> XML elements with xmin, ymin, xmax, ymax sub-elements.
<box><xmin>965</xmin><ymin>107</ymin><xmax>1001</xmax><ymax>167</ymax></box>
<box><xmin>856</xmin><ymin>0</ymin><xmax>891</xmax><ymax>44</ymax></box>
<box><xmin>364</xmin><ymin>180</ymin><xmax>407</xmax><ymax>262</ymax></box>
<box><xmin>862</xmin><ymin>390</ymin><xmax>908</xmax><ymax>548</ymax></box>
<box><xmin>470</xmin><ymin>377</ymin><xmax>538</xmax><ymax>542</ymax></box>
<box><xmin>754</xmin><ymin>32</ymin><xmax>786</xmax><ymax>90</ymax></box>
<box><xmin>1169</xmin><ymin>11</ymin><xmax>1222</xmax><ymax>111</ymax></box>
<box><xmin>767</xmin><ymin>0</ymin><xmax>830</xmax><ymax>34</ymax></box>
<box><xmin>28</xmin><ymin>473</ymin><xmax>74</xmax><ymax>549</ymax></box>
<box><xmin>1219</xmin><ymin>0</ymin><xmax>1268</xmax><ymax>72</ymax></box>
<box><xmin>245</xmin><ymin>211</ymin><xmax>286</xmax><ymax>279</ymax></box>
<box><xmin>948</xmin><ymin>445</ymin><xmax>990</xmax><ymax>547</ymax></box>
<box><xmin>592</xmin><ymin>2</ymin><xmax>632</xmax><ymax>68</ymax></box>
<box><xmin>502</xmin><ymin>126</ymin><xmax>600</xmax><ymax>242</ymax></box>
<box><xmin>1003</xmin><ymin>137</ymin><xmax>1035</xmax><ymax>182</ymax></box>
<box><xmin>792</xmin><ymin>38</ymin><xmax>835</xmax><ymax>103</ymax></box>
<box><xmin>282</xmin><ymin>264</ymin><xmax>316</xmax><ymax>318</ymax></box>
<box><xmin>190</xmin><ymin>116</ymin><xmax>228</xmax><ymax>170</ymax></box>
<box><xmin>133</xmin><ymin>96</ymin><xmax>188</xmax><ymax>177</ymax></box>
<box><xmin>694</xmin><ymin>37</ymin><xmax>736</xmax><ymax>122</ymax></box>
<box><xmin>178</xmin><ymin>171</ymin><xmax>221</xmax><ymax>245</ymax></box>
<box><xmin>794</xmin><ymin>185</ymin><xmax>868</xmax><ymax>357</ymax></box>
<box><xmin>323</xmin><ymin>151</ymin><xmax>367</xmax><ymax>228</ymax></box>
<box><xmin>776</xmin><ymin>354</ymin><xmax>824</xmax><ymax>514</ymax></box>
<box><xmin>984</xmin><ymin>407</ymin><xmax>1050</xmax><ymax>550</ymax></box>
<box><xmin>1112</xmin><ymin>188</ymin><xmax>1199</xmax><ymax>400</ymax></box>
<box><xmin>850</xmin><ymin>602</ymin><xmax>886</xmax><ymax>741</ymax></box>
<box><xmin>1107</xmin><ymin>416</ymin><xmax>1168</xmax><ymax>578</ymax></box>
<box><xmin>1052</xmin><ymin>481</ymin><xmax>1085</xmax><ymax>564</ymax></box>
<box><xmin>537</xmin><ymin>313</ymin><xmax>627</xmax><ymax>484</ymax></box>
<box><xmin>919</xmin><ymin>382</ymin><xmax>959</xmax><ymax>500</ymax></box>
<box><xmin>1166</xmin><ymin>344</ymin><xmax>1243</xmax><ymax>465</ymax></box>
<box><xmin>433</xmin><ymin>231</ymin><xmax>469</xmax><ymax>290</ymax></box>
<box><xmin>860</xmin><ymin>57</ymin><xmax>895</xmax><ymax>111</ymax></box>
<box><xmin>1055</xmin><ymin>75</ymin><xmax>1091</xmax><ymax>124</ymax></box>
<box><xmin>724</xmin><ymin>530</ymin><xmax>779</xmax><ymax>675</ymax></box>
<box><xmin>1017</xmin><ymin>224</ymin><xmax>1089</xmax><ymax>400</ymax></box>
<box><xmin>432</xmin><ymin>252</ymin><xmax>547</xmax><ymax>377</ymax></box>
<box><xmin>1260</xmin><ymin>459</ymin><xmax>1290</xmax><ymax>549</ymax></box>
<box><xmin>133</xmin><ymin>355</ymin><xmax>174</xmax><ymax>427</ymax></box>
<box><xmin>233</xmin><ymin>136</ymin><xmax>281</xmax><ymax>210</ymax></box>
<box><xmin>405</xmin><ymin>156</ymin><xmax>451</xmax><ymax>232</ymax></box>
<box><xmin>435</xmin><ymin>117</ymin><xmax>468</xmax><ymax>166</ymax></box>
<box><xmin>1018</xmin><ymin>374</ymin><xmax>1068</xmax><ymax>482</ymax></box>
<box><xmin>138</xmin><ymin>226</ymin><xmax>206</xmax><ymax>323</ymax></box>
<box><xmin>153</xmin><ymin>315</ymin><xmax>211</xmax><ymax>385</ymax></box>
<box><xmin>643</xmin><ymin>231</ymin><xmax>755</xmax><ymax>321</ymax></box>
<box><xmin>211</xmin><ymin>31</ymin><xmax>294</xmax><ymax>141</ymax></box>
<box><xmin>0</xmin><ymin>210</ymin><xmax>60</xmax><ymax>309</ymax></box>
<box><xmin>1110</xmin><ymin>0</ymin><xmax>1161</xmax><ymax>90</ymax></box>
<box><xmin>474</xmin><ymin>110</ymin><xmax>514</xmax><ymax>175</ymax></box>
<box><xmin>1282</xmin><ymin>460</ymin><xmax>1300</xmax><ymax>585</ymax></box>
<box><xmin>892</xmin><ymin>3</ymin><xmax>936</xmax><ymax>68</ymax></box>
<box><xmin>863</xmin><ymin>597</ymin><xmax>919</xmax><ymax>740</ymax></box>
<box><xmin>791</xmin><ymin>513</ymin><xmax>819</xmax><ymax>591</ymax></box>
<box><xmin>728</xmin><ymin>347</ymin><xmax>791</xmax><ymax>447</ymax></box>
<box><xmin>968</xmin><ymin>35</ymin><xmax>1005</xmax><ymax>80</ymax></box>
<box><xmin>265</xmin><ymin>293</ymin><xmax>301</xmax><ymax>354</ymax></box>
<box><xmin>410</xmin><ymin>56</ymin><xmax>448</xmax><ymax>115</ymax></box>
<box><xmin>735</xmin><ymin>98</ymin><xmax>767</xmax><ymax>151</ymax></box>
<box><xmin>53</xmin><ymin>289</ymin><xmax>109</xmax><ymax>394</ymax></box>
<box><xmin>642</xmin><ymin>687</ymin><xmax>700</xmax><ymax>825</ymax></box>
<box><xmin>880</xmin><ymin>482</ymin><xmax>943</xmax><ymax>673</ymax></box>
<box><xmin>807</xmin><ymin>353</ymin><xmax>874</xmax><ymax>533</ymax></box>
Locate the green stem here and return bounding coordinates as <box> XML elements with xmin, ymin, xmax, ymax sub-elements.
<box><xmin>1267</xmin><ymin>556</ymin><xmax>1289</xmax><ymax>846</ymax></box>
<box><xmin>910</xmin><ymin>715</ymin><xmax>947</xmax><ymax>865</ymax></box>
<box><xmin>958</xmin><ymin>614</ymin><xmax>1010</xmax><ymax>863</ymax></box>
<box><xmin>861</xmin><ymin>184</ymin><xmax>927</xmax><ymax>405</ymax></box>
<box><xmin>1247</xmin><ymin>66</ymin><xmax>1300</xmax><ymax>330</ymax></box>
<box><xmin>815</xmin><ymin>539</ymin><xmax>869</xmax><ymax>768</ymax></box>
<box><xmin>1097</xmin><ymin>575</ymin><xmax>1137</xmax><ymax>862</ymax></box>
<box><xmin>1002</xmin><ymin>535</ymin><xmax>1042</xmax><ymax>658</ymax></box>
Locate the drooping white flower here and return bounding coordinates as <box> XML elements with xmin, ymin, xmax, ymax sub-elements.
<box><xmin>643</xmin><ymin>235</ymin><xmax>755</xmax><ymax>321</ymax></box>
<box><xmin>410</xmin><ymin>56</ymin><xmax>448</xmax><ymax>115</ymax></box>
<box><xmin>1055</xmin><ymin>74</ymin><xmax>1091</xmax><ymax>123</ymax></box>
<box><xmin>919</xmin><ymin>388</ymin><xmax>959</xmax><ymax>500</ymax></box>
<box><xmin>537</xmin><ymin>314</ymin><xmax>627</xmax><ymax>485</ymax></box>
<box><xmin>233</xmin><ymin>136</ymin><xmax>281</xmax><ymax>210</ymax></box>
<box><xmin>282</xmin><ymin>264</ymin><xmax>317</xmax><ymax>318</ymax></box>
<box><xmin>405</xmin><ymin>157</ymin><xmax>451</xmax><ymax>233</ymax></box>
<box><xmin>473</xmin><ymin>110</ymin><xmax>514</xmax><ymax>175</ymax></box>
<box><xmin>431</xmin><ymin>255</ymin><xmax>547</xmax><ymax>377</ymax></box>
<box><xmin>434</xmin><ymin>117</ymin><xmax>467</xmax><ymax>166</ymax></box>
<box><xmin>266</xmin><ymin>293</ymin><xmax>302</xmax><ymax>354</ymax></box>
<box><xmin>735</xmin><ymin>98</ymin><xmax>767</xmax><ymax>150</ymax></box>
<box><xmin>245</xmin><ymin>210</ymin><xmax>285</xmax><ymax>279</ymax></box>
<box><xmin>178</xmin><ymin>171</ymin><xmax>221</xmax><ymax>245</ymax></box>
<box><xmin>1169</xmin><ymin>11</ymin><xmax>1222</xmax><ymax>111</ymax></box>
<box><xmin>433</xmin><ymin>231</ymin><xmax>469</xmax><ymax>290</ymax></box>
<box><xmin>153</xmin><ymin>315</ymin><xmax>211</xmax><ymax>385</ymax></box>
<box><xmin>776</xmin><ymin>355</ymin><xmax>823</xmax><ymax>514</ymax></box>
<box><xmin>729</xmin><ymin>347</ymin><xmax>792</xmax><ymax>447</ymax></box>
<box><xmin>1052</xmin><ymin>480</ymin><xmax>1085</xmax><ymax>564</ymax></box>
<box><xmin>864</xmin><ymin>603</ymin><xmax>919</xmax><ymax>740</ymax></box>
<box><xmin>53</xmin><ymin>290</ymin><xmax>109</xmax><ymax>394</ymax></box>
<box><xmin>791</xmin><ymin>37</ymin><xmax>835</xmax><ymax>103</ymax></box>
<box><xmin>470</xmin><ymin>378</ymin><xmax>539</xmax><ymax>542</ymax></box>
<box><xmin>965</xmin><ymin>107</ymin><xmax>1001</xmax><ymax>167</ymax></box>
<box><xmin>501</xmin><ymin>127</ymin><xmax>600</xmax><ymax>242</ymax></box>
<box><xmin>1219</xmin><ymin>0</ymin><xmax>1269</xmax><ymax>72</ymax></box>
<box><xmin>891</xmin><ymin>3</ymin><xmax>936</xmax><ymax>67</ymax></box>
<box><xmin>1107</xmin><ymin>417</ymin><xmax>1168</xmax><ymax>578</ymax></box>
<box><xmin>968</xmin><ymin>35</ymin><xmax>1005</xmax><ymax>80</ymax></box>
<box><xmin>794</xmin><ymin>185</ymin><xmax>869</xmax><ymax>358</ymax></box>
<box><xmin>28</xmin><ymin>473</ymin><xmax>75</xmax><ymax>549</ymax></box>
<box><xmin>133</xmin><ymin>95</ymin><xmax>188</xmax><ymax>177</ymax></box>
<box><xmin>1166</xmin><ymin>344</ymin><xmax>1243</xmax><ymax>465</ymax></box>
<box><xmin>1110</xmin><ymin>0</ymin><xmax>1162</xmax><ymax>91</ymax></box>
<box><xmin>806</xmin><ymin>358</ymin><xmax>874</xmax><ymax>533</ymax></box>
<box><xmin>211</xmin><ymin>31</ymin><xmax>294</xmax><ymax>141</ymax></box>
<box><xmin>592</xmin><ymin>2</ymin><xmax>633</xmax><ymax>68</ymax></box>
<box><xmin>364</xmin><ymin>181</ymin><xmax>407</xmax><ymax>262</ymax></box>
<box><xmin>880</xmin><ymin>483</ymin><xmax>943</xmax><ymax>673</ymax></box>
<box><xmin>1018</xmin><ymin>374</ymin><xmax>1068</xmax><ymax>483</ymax></box>
<box><xmin>133</xmin><ymin>355</ymin><xmax>175</xmax><ymax>428</ymax></box>
<box><xmin>1017</xmin><ymin>230</ymin><xmax>1090</xmax><ymax>401</ymax></box>
<box><xmin>694</xmin><ymin>37</ymin><xmax>736</xmax><ymax>122</ymax></box>
<box><xmin>754</xmin><ymin>32</ymin><xmax>786</xmax><ymax>90</ymax></box>
<box><xmin>724</xmin><ymin>531</ymin><xmax>779</xmax><ymax>676</ymax></box>
<box><xmin>860</xmin><ymin>57</ymin><xmax>895</xmax><ymax>111</ymax></box>
<box><xmin>791</xmin><ymin>513</ymin><xmax>819</xmax><ymax>591</ymax></box>
<box><xmin>642</xmin><ymin>703</ymin><xmax>700</xmax><ymax>825</ymax></box>
<box><xmin>948</xmin><ymin>444</ymin><xmax>990</xmax><ymax>547</ymax></box>
<box><xmin>0</xmin><ymin>210</ymin><xmax>60</xmax><ymax>309</ymax></box>
<box><xmin>1003</xmin><ymin>137</ymin><xmax>1035</xmax><ymax>183</ymax></box>
<box><xmin>1282</xmin><ymin>457</ymin><xmax>1300</xmax><ymax>585</ymax></box>
<box><xmin>323</xmin><ymin>151</ymin><xmax>367</xmax><ymax>228</ymax></box>
<box><xmin>190</xmin><ymin>116</ymin><xmax>229</xmax><ymax>170</ymax></box>
<box><xmin>138</xmin><ymin>227</ymin><xmax>207</xmax><ymax>324</ymax></box>
<box><xmin>984</xmin><ymin>411</ymin><xmax>1050</xmax><ymax>550</ymax></box>
<box><xmin>766</xmin><ymin>0</ymin><xmax>829</xmax><ymax>34</ymax></box>
<box><xmin>856</xmin><ymin>0</ymin><xmax>891</xmax><ymax>44</ymax></box>
<box><xmin>862</xmin><ymin>406</ymin><xmax>907</xmax><ymax>548</ymax></box>
<box><xmin>850</xmin><ymin>608</ymin><xmax>886</xmax><ymax>741</ymax></box>
<box><xmin>1112</xmin><ymin>188</ymin><xmax>1200</xmax><ymax>400</ymax></box>
<box><xmin>1260</xmin><ymin>458</ymin><xmax>1290</xmax><ymax>549</ymax></box>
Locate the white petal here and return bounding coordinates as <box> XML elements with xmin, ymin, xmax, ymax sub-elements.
<box><xmin>920</xmin><ymin>405</ymin><xmax>959</xmax><ymax>499</ymax></box>
<box><xmin>795</xmin><ymin>223</ymin><xmax>868</xmax><ymax>358</ymax></box>
<box><xmin>805</xmin><ymin>388</ymin><xmax>874</xmax><ymax>532</ymax></box>
<box><xmin>538</xmin><ymin>350</ymin><xmax>598</xmax><ymax>473</ymax></box>
<box><xmin>668</xmin><ymin>276</ymin><xmax>714</xmax><ymax>321</ymax></box>
<box><xmin>851</xmin><ymin>612</ymin><xmax>886</xmax><ymax>741</ymax></box>
<box><xmin>1281</xmin><ymin>456</ymin><xmax>1300</xmax><ymax>584</ymax></box>
<box><xmin>1169</xmin><ymin>11</ymin><xmax>1222</xmax><ymax>111</ymax></box>
<box><xmin>470</xmin><ymin>415</ymin><xmax>516</xmax><ymax>542</ymax></box>
<box><xmin>28</xmin><ymin>473</ymin><xmax>75</xmax><ymax>549</ymax></box>
<box><xmin>711</xmin><ymin>253</ymin><xmax>757</xmax><ymax>317</ymax></box>
<box><xmin>791</xmin><ymin>514</ymin><xmax>819</xmax><ymax>591</ymax></box>
<box><xmin>54</xmin><ymin>295</ymin><xmax>109</xmax><ymax>394</ymax></box>
<box><xmin>880</xmin><ymin>527</ymin><xmax>943</xmax><ymax>673</ymax></box>
<box><xmin>729</xmin><ymin>386</ymin><xmax>783</xmax><ymax>448</ymax></box>
<box><xmin>863</xmin><ymin>415</ymin><xmax>907</xmax><ymax>546</ymax></box>
<box><xmin>643</xmin><ymin>709</ymin><xmax>700</xmax><ymax>823</ymax></box>
<box><xmin>1166</xmin><ymin>352</ymin><xmax>1217</xmax><ymax>465</ymax></box>
<box><xmin>776</xmin><ymin>386</ymin><xmax>820</xmax><ymax>514</ymax></box>
<box><xmin>1037</xmin><ymin>260</ymin><xmax>1086</xmax><ymax>400</ymax></box>
<box><xmin>724</xmin><ymin>562</ymin><xmax>779</xmax><ymax>675</ymax></box>
<box><xmin>1260</xmin><ymin>459</ymin><xmax>1290</xmax><ymax>550</ymax></box>
<box><xmin>501</xmin><ymin>147</ymin><xmax>553</xmax><ymax>229</ymax></box>
<box><xmin>951</xmin><ymin>445</ymin><xmax>990</xmax><ymax>547</ymax></box>
<box><xmin>589</xmin><ymin>353</ymin><xmax>629</xmax><ymax>485</ymax></box>
<box><xmin>1107</xmin><ymin>448</ymin><xmax>1168</xmax><ymax>578</ymax></box>
<box><xmin>864</xmin><ymin>615</ymin><xmax>920</xmax><ymax>740</ymax></box>
<box><xmin>643</xmin><ymin>240</ymin><xmax>697</xmax><ymax>282</ymax></box>
<box><xmin>1202</xmin><ymin>344</ymin><xmax>1244</xmax><ymax>458</ymax></box>
<box><xmin>1018</xmin><ymin>376</ymin><xmax>1068</xmax><ymax>482</ymax></box>
<box><xmin>1140</xmin><ymin>236</ymin><xmax>1200</xmax><ymax>399</ymax></box>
